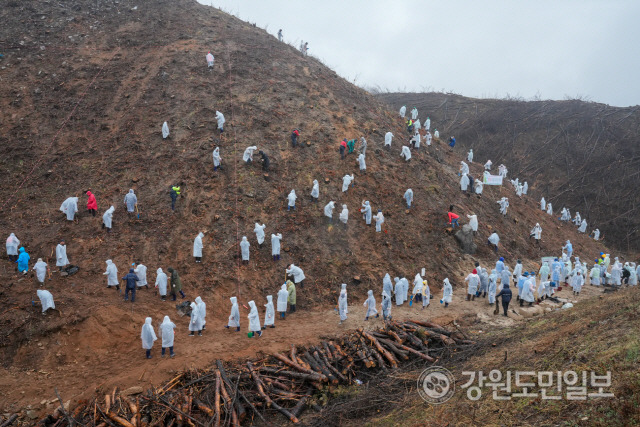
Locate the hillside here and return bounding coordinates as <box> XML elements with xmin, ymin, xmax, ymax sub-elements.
<box><xmin>377</xmin><ymin>92</ymin><xmax>640</xmax><ymax>252</ymax></box>
<box><xmin>0</xmin><ymin>0</ymin><xmax>617</xmax><ymax>419</ymax></box>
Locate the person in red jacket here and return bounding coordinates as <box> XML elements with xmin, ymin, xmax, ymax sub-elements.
<box><xmin>447</xmin><ymin>205</ymin><xmax>460</xmax><ymax>228</ymax></box>
<box><xmin>339</xmin><ymin>139</ymin><xmax>347</xmax><ymax>160</ymax></box>
<box><xmin>86</xmin><ymin>190</ymin><xmax>98</xmax><ymax>216</ymax></box>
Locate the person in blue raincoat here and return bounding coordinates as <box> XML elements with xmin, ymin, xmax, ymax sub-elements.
<box><xmin>17</xmin><ymin>247</ymin><xmax>30</xmax><ymax>274</ymax></box>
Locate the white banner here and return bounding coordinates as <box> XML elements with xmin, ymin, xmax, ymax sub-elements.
<box><xmin>483</xmin><ymin>174</ymin><xmax>503</xmax><ymax>186</ymax></box>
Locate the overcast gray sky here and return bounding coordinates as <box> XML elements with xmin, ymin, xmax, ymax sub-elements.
<box><xmin>200</xmin><ymin>0</ymin><xmax>640</xmax><ymax>107</ymax></box>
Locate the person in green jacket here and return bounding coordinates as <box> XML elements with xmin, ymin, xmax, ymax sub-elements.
<box><xmin>287</xmin><ymin>280</ymin><xmax>296</xmax><ymax>313</ymax></box>
<box><xmin>168</xmin><ymin>267</ymin><xmax>185</xmax><ymax>301</ymax></box>
<box><xmin>347</xmin><ymin>139</ymin><xmax>355</xmax><ymax>154</ymax></box>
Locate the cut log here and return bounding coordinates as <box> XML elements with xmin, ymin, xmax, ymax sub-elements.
<box><xmin>247</xmin><ymin>362</ymin><xmax>299</xmax><ymax>423</ymax></box>
<box><xmin>258</xmin><ymin>366</ymin><xmax>324</xmax><ymax>383</ymax></box>
<box><xmin>272</xmin><ymin>353</ymin><xmax>328</xmax><ymax>382</ymax></box>
<box><xmin>214</xmin><ymin>371</ymin><xmax>221</xmax><ymax>427</ymax></box>
<box><xmin>216</xmin><ymin>360</ymin><xmax>246</xmax><ymax>422</ymax></box>
<box><xmin>361</xmin><ymin>330</ymin><xmax>399</xmax><ymax>368</ymax></box>
<box><xmin>106</xmin><ymin>411</ymin><xmax>135</xmax><ymax>427</ymax></box>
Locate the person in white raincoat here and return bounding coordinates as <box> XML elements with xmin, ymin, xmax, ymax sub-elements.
<box><xmin>254</xmin><ymin>223</ymin><xmax>266</xmax><ymax>247</ymax></box>
<box><xmin>488</xmin><ymin>270</ymin><xmax>498</xmax><ymax>304</ymax></box>
<box><xmin>277</xmin><ymin>284</ymin><xmax>289</xmax><ymax>319</ymax></box>
<box><xmin>399</xmin><ymin>105</ymin><xmax>406</xmax><ymax>118</ymax></box>
<box><xmin>421</xmin><ymin>280</ymin><xmax>430</xmax><ymax>309</ymax></box>
<box><xmin>342</xmin><ymin>174</ymin><xmax>354</xmax><ymax>192</ymax></box>
<box><xmin>374</xmin><ymin>210</ymin><xmax>385</xmax><ymax>232</ymax></box>
<box><xmin>240</xmin><ymin>236</ymin><xmax>250</xmax><ymax>263</ymax></box>
<box><xmin>338</xmin><ymin>284</ymin><xmax>348</xmax><ymax>323</ymax></box>
<box><xmin>33</xmin><ymin>258</ymin><xmax>48</xmax><ymax>284</ymax></box>
<box><xmin>311</xmin><ymin>179</ymin><xmax>320</xmax><ymax>202</ymax></box>
<box><xmin>287</xmin><ymin>190</ymin><xmax>297</xmax><ymax>210</ymax></box>
<box><xmin>134</xmin><ymin>262</ymin><xmax>148</xmax><ymax>289</ymax></box>
<box><xmin>590</xmin><ymin>264</ymin><xmax>601</xmax><ymax>286</ymax></box>
<box><xmin>392</xmin><ymin>277</ymin><xmax>403</xmax><ymax>305</ymax></box>
<box><xmin>36</xmin><ymin>289</ymin><xmax>55</xmax><ymax>314</ymax></box>
<box><xmin>361</xmin><ymin>201</ymin><xmax>372</xmax><ymax>225</ymax></box>
<box><xmin>339</xmin><ymin>204</ymin><xmax>348</xmax><ymax>226</ymax></box>
<box><xmin>592</xmin><ymin>229</ymin><xmax>600</xmax><ymax>241</ymax></box>
<box><xmin>324</xmin><ymin>201</ymin><xmax>336</xmax><ymax>222</ymax></box>
<box><xmin>465</xmin><ymin>269</ymin><xmax>480</xmax><ymax>300</ymax></box>
<box><xmin>467</xmin><ymin>149</ymin><xmax>474</xmax><ymax>163</ymax></box>
<box><xmin>467</xmin><ymin>214</ymin><xmax>478</xmax><ymax>234</ymax></box>
<box><xmin>530</xmin><ymin>223</ymin><xmax>542</xmax><ymax>246</ymax></box>
<box><xmin>6</xmin><ymin>233</ymin><xmax>20</xmax><ymax>261</ymax></box>
<box><xmin>155</xmin><ymin>268</ymin><xmax>168</xmax><ymax>300</ymax></box>
<box><xmin>212</xmin><ymin>147</ymin><xmax>222</xmax><ymax>171</ymax></box>
<box><xmin>426</xmin><ymin>130</ymin><xmax>432</xmax><ymax>146</ymax></box>
<box><xmin>357</xmin><ymin>153</ymin><xmax>366</xmax><ymax>172</ymax></box>
<box><xmin>400</xmin><ymin>145</ymin><xmax>411</xmax><ymax>161</ymax></box>
<box><xmin>441</xmin><ymin>278</ymin><xmax>453</xmax><ymax>307</ymax></box>
<box><xmin>522</xmin><ymin>181</ymin><xmax>528</xmax><ymax>195</ymax></box>
<box><xmin>425</xmin><ymin>117</ymin><xmax>431</xmax><ymax>131</ymax></box>
<box><xmin>410</xmin><ymin>107</ymin><xmax>418</xmax><ymax>120</ymax></box>
<box><xmin>363</xmin><ymin>290</ymin><xmax>379</xmax><ymax>320</ymax></box>
<box><xmin>460</xmin><ymin>161</ymin><xmax>470</xmax><ymax>175</ymax></box>
<box><xmin>102</xmin><ymin>206</ymin><xmax>115</xmax><ymax>232</ymax></box>
<box><xmin>215</xmin><ymin>111</ymin><xmax>225</xmax><ymax>133</ymax></box>
<box><xmin>412</xmin><ymin>274</ymin><xmax>424</xmax><ymax>305</ymax></box>
<box><xmin>520</xmin><ymin>276</ymin><xmax>535</xmax><ymax>306</ymax></box>
<box><xmin>286</xmin><ymin>264</ymin><xmax>306</xmax><ymax>287</ymax></box>
<box><xmin>123</xmin><ymin>189</ymin><xmax>137</xmax><ymax>213</ymax></box>
<box><xmin>247</xmin><ymin>301</ymin><xmax>262</xmax><ymax>337</ymax></box>
<box><xmin>547</xmin><ymin>203</ymin><xmax>553</xmax><ymax>215</ymax></box>
<box><xmin>141</xmin><ymin>317</ymin><xmax>157</xmax><ymax>358</ymax></box>
<box><xmin>189</xmin><ymin>302</ymin><xmax>203</xmax><ymax>336</ymax></box>
<box><xmin>540</xmin><ymin>197</ymin><xmax>546</xmax><ymax>211</ymax></box>
<box><xmin>497</xmin><ymin>197</ymin><xmax>509</xmax><ymax>216</ymax></box>
<box><xmin>56</xmin><ymin>240</ymin><xmax>69</xmax><ymax>270</ymax></box>
<box><xmin>263</xmin><ymin>295</ymin><xmax>275</xmax><ymax>328</ymax></box>
<box><xmin>404</xmin><ymin>188</ymin><xmax>414</xmax><ymax>208</ymax></box>
<box><xmin>271</xmin><ymin>233</ymin><xmax>282</xmax><ymax>261</ymax></box>
<box><xmin>162</xmin><ymin>121</ymin><xmax>170</xmax><ymax>139</ymax></box>
<box><xmin>193</xmin><ymin>232</ymin><xmax>204</xmax><ymax>263</ymax></box>
<box><xmin>160</xmin><ymin>316</ymin><xmax>176</xmax><ymax>357</ymax></box>
<box><xmin>103</xmin><ymin>259</ymin><xmax>119</xmax><ymax>289</ymax></box>
<box><xmin>226</xmin><ymin>297</ymin><xmax>240</xmax><ymax>331</ymax></box>
<box><xmin>484</xmin><ymin>160</ymin><xmax>492</xmax><ymax>170</ymax></box>
<box><xmin>578</xmin><ymin>219</ymin><xmax>587</xmax><ymax>233</ymax></box>
<box><xmin>60</xmin><ymin>197</ymin><xmax>79</xmax><ymax>221</ymax></box>
<box><xmin>460</xmin><ymin>174</ymin><xmax>470</xmax><ymax>192</ymax></box>
<box><xmin>206</xmin><ymin>51</ymin><xmax>214</xmax><ymax>68</ymax></box>
<box><xmin>381</xmin><ymin>291</ymin><xmax>392</xmax><ymax>319</ymax></box>
<box><xmin>384</xmin><ymin>131</ymin><xmax>394</xmax><ymax>148</ymax></box>
<box><xmin>243</xmin><ymin>146</ymin><xmax>257</xmax><ymax>164</ymax></box>
<box><xmin>195</xmin><ymin>296</ymin><xmax>207</xmax><ymax>330</ymax></box>
<box><xmin>572</xmin><ymin>271</ymin><xmax>584</xmax><ymax>296</ymax></box>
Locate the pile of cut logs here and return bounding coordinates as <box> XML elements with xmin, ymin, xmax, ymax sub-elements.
<box><xmin>37</xmin><ymin>320</ymin><xmax>473</xmax><ymax>426</ymax></box>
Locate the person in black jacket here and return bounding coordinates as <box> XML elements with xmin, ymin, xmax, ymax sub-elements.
<box><xmin>495</xmin><ymin>283</ymin><xmax>512</xmax><ymax>317</ymax></box>
<box><xmin>122</xmin><ymin>268</ymin><xmax>140</xmax><ymax>302</ymax></box>
<box><xmin>258</xmin><ymin>151</ymin><xmax>270</xmax><ymax>172</ymax></box>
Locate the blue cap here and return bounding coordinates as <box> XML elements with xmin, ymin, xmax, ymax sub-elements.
<box><xmin>499</xmin><ymin>257</ymin><xmax>504</xmax><ymax>261</ymax></box>
<box><xmin>524</xmin><ymin>272</ymin><xmax>529</xmax><ymax>276</ymax></box>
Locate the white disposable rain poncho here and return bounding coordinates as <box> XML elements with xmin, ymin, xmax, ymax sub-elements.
<box><xmin>404</xmin><ymin>189</ymin><xmax>413</xmax><ymax>207</ymax></box>
<box><xmin>382</xmin><ymin>273</ymin><xmax>393</xmax><ymax>296</ymax></box>
<box><xmin>460</xmin><ymin>174</ymin><xmax>470</xmax><ymax>191</ymax></box>
<box><xmin>286</xmin><ymin>264</ymin><xmax>306</xmax><ymax>283</ymax></box>
<box><xmin>498</xmin><ymin>164</ymin><xmax>508</xmax><ymax>178</ymax></box>
<box><xmin>421</xmin><ymin>281</ymin><xmax>431</xmax><ymax>307</ymax></box>
<box><xmin>342</xmin><ymin>174</ymin><xmax>354</xmax><ymax>192</ymax></box>
<box><xmin>357</xmin><ymin>153</ymin><xmax>366</xmax><ymax>171</ymax></box>
<box><xmin>264</xmin><ymin>295</ymin><xmax>275</xmax><ymax>326</ymax></box>
<box><xmin>572</xmin><ymin>273</ymin><xmax>584</xmax><ymax>293</ymax></box>
<box><xmin>426</xmin><ymin>131</ymin><xmax>432</xmax><ymax>146</ymax></box>
<box><xmin>400</xmin><ymin>146</ymin><xmax>411</xmax><ymax>161</ymax></box>
<box><xmin>547</xmin><ymin>203</ymin><xmax>553</xmax><ymax>215</ymax></box>
<box><xmin>412</xmin><ymin>132</ymin><xmax>421</xmax><ymax>148</ymax></box>
<box><xmin>195</xmin><ymin>296</ymin><xmax>206</xmax><ymax>327</ymax></box>
<box><xmin>521</xmin><ymin>278</ymin><xmax>535</xmax><ymax>302</ymax></box>
<box><xmin>361</xmin><ymin>201</ymin><xmax>372</xmax><ymax>224</ymax></box>
<box><xmin>488</xmin><ymin>232</ymin><xmax>500</xmax><ymax>246</ymax></box>
<box><xmin>381</xmin><ymin>291</ymin><xmax>392</xmax><ymax>317</ymax></box>
<box><xmin>412</xmin><ymin>274</ymin><xmax>424</xmax><ymax>295</ymax></box>
<box><xmin>247</xmin><ymin>301</ymin><xmax>261</xmax><ymax>332</ymax></box>
<box><xmin>6</xmin><ymin>233</ymin><xmax>19</xmax><ymax>256</ymax></box>
<box><xmin>467</xmin><ymin>149</ymin><xmax>474</xmax><ymax>163</ymax></box>
<box><xmin>460</xmin><ymin>161</ymin><xmax>470</xmax><ymax>175</ymax></box>
<box><xmin>522</xmin><ymin>182</ymin><xmax>528</xmax><ymax>195</ymax></box>
<box><xmin>155</xmin><ymin>268</ymin><xmax>168</xmax><ymax>296</ymax></box>
<box><xmin>441</xmin><ymin>278</ymin><xmax>453</xmax><ymax>304</ymax></box>
<box><xmin>189</xmin><ymin>302</ymin><xmax>203</xmax><ymax>332</ymax></box>
<box><xmin>501</xmin><ymin>267</ymin><xmax>511</xmax><ymax>287</ymax></box>
<box><xmin>339</xmin><ymin>284</ymin><xmax>348</xmax><ymax>321</ymax></box>
<box><xmin>475</xmin><ymin>178</ymin><xmax>483</xmax><ymax>194</ymax></box>
<box><xmin>60</xmin><ymin>197</ymin><xmax>79</xmax><ymax>220</ymax></box>
<box><xmin>141</xmin><ymin>317</ymin><xmax>157</xmax><ymax>349</ymax></box>
<box><xmin>103</xmin><ymin>260</ymin><xmax>118</xmax><ymax>286</ymax></box>
<box><xmin>488</xmin><ymin>270</ymin><xmax>498</xmax><ymax>303</ymax></box>
<box><xmin>411</xmin><ymin>107</ymin><xmax>418</xmax><ymax>120</ymax></box>
<box><xmin>311</xmin><ymin>180</ymin><xmax>319</xmax><ymax>199</ymax></box>
<box><xmin>539</xmin><ymin>262</ymin><xmax>550</xmax><ymax>282</ymax></box>
<box><xmin>240</xmin><ymin>236</ymin><xmax>250</xmax><ymax>261</ymax></box>
<box><xmin>56</xmin><ymin>243</ymin><xmax>69</xmax><ymax>267</ymax></box>
<box><xmin>516</xmin><ymin>183</ymin><xmax>524</xmax><ymax>197</ymax></box>
<box><xmin>484</xmin><ymin>160</ymin><xmax>492</xmax><ymax>170</ymax></box>
<box><xmin>124</xmin><ymin>190</ymin><xmax>137</xmax><ymax>212</ymax></box>
<box><xmin>160</xmin><ymin>316</ymin><xmax>176</xmax><ymax>348</ymax></box>
<box><xmin>206</xmin><ymin>52</ymin><xmax>214</xmax><ymax>67</ymax></box>
<box><xmin>593</xmin><ymin>229</ymin><xmax>600</xmax><ymax>240</ymax></box>
<box><xmin>271</xmin><ymin>233</ymin><xmax>282</xmax><ymax>256</ymax></box>
<box><xmin>277</xmin><ymin>284</ymin><xmax>289</xmax><ymax>312</ymax></box>
<box><xmin>498</xmin><ymin>198</ymin><xmax>509</xmax><ymax>215</ymax></box>
<box><xmin>540</xmin><ymin>197</ymin><xmax>546</xmax><ymax>211</ymax></box>
<box><xmin>531</xmin><ymin>223</ymin><xmax>542</xmax><ymax>240</ymax></box>
<box><xmin>513</xmin><ymin>262</ymin><xmax>523</xmax><ymax>279</ymax></box>
<box><xmin>134</xmin><ymin>263</ymin><xmax>148</xmax><ymax>287</ymax></box>
<box><xmin>590</xmin><ymin>265</ymin><xmax>601</xmax><ymax>286</ymax></box>
<box><xmin>33</xmin><ymin>259</ymin><xmax>48</xmax><ymax>283</ymax></box>
<box><xmin>162</xmin><ymin>121</ymin><xmax>170</xmax><ymax>139</ymax></box>
<box><xmin>324</xmin><ymin>201</ymin><xmax>336</xmax><ymax>218</ymax></box>
<box><xmin>243</xmin><ymin>146</ymin><xmax>257</xmax><ymax>162</ymax></box>
<box><xmin>611</xmin><ymin>263</ymin><xmax>622</xmax><ymax>286</ymax></box>
<box><xmin>578</xmin><ymin>219</ymin><xmax>587</xmax><ymax>233</ymax></box>
<box><xmin>629</xmin><ymin>264</ymin><xmax>638</xmax><ymax>286</ymax></box>
<box><xmin>465</xmin><ymin>272</ymin><xmax>480</xmax><ymax>295</ymax></box>
<box><xmin>384</xmin><ymin>132</ymin><xmax>394</xmax><ymax>146</ymax></box>
<box><xmin>425</xmin><ymin>117</ymin><xmax>431</xmax><ymax>131</ymax></box>
<box><xmin>339</xmin><ymin>204</ymin><xmax>349</xmax><ymax>224</ymax></box>
<box><xmin>287</xmin><ymin>190</ymin><xmax>297</xmax><ymax>207</ymax></box>
<box><xmin>401</xmin><ymin>277</ymin><xmax>410</xmax><ymax>301</ymax></box>
<box><xmin>573</xmin><ymin>212</ymin><xmax>581</xmax><ymax>225</ymax></box>
<box><xmin>215</xmin><ymin>111</ymin><xmax>225</xmax><ymax>130</ymax></box>
<box><xmin>228</xmin><ymin>297</ymin><xmax>240</xmax><ymax>327</ymax></box>
<box><xmin>37</xmin><ymin>289</ymin><xmax>55</xmax><ymax>313</ymax></box>
<box><xmin>415</xmin><ymin>118</ymin><xmax>421</xmax><ymax>130</ymax></box>
<box><xmin>394</xmin><ymin>277</ymin><xmax>404</xmax><ymax>305</ymax></box>
<box><xmin>363</xmin><ymin>290</ymin><xmax>378</xmax><ymax>317</ymax></box>
<box><xmin>467</xmin><ymin>214</ymin><xmax>478</xmax><ymax>232</ymax></box>
<box><xmin>360</xmin><ymin>137</ymin><xmax>368</xmax><ymax>155</ymax></box>
<box><xmin>399</xmin><ymin>105</ymin><xmax>406</xmax><ymax>118</ymax></box>
<box><xmin>254</xmin><ymin>223</ymin><xmax>266</xmax><ymax>245</ymax></box>
<box><xmin>103</xmin><ymin>206</ymin><xmax>115</xmax><ymax>228</ymax></box>
<box><xmin>213</xmin><ymin>147</ymin><xmax>221</xmax><ymax>167</ymax></box>
<box><xmin>374</xmin><ymin>211</ymin><xmax>385</xmax><ymax>232</ymax></box>
<box><xmin>193</xmin><ymin>232</ymin><xmax>204</xmax><ymax>257</ymax></box>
